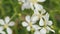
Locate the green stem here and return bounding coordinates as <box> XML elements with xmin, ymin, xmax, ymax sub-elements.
<box><xmin>31</xmin><ymin>28</ymin><xmax>34</xmax><ymax>34</ymax></box>
<box><xmin>0</xmin><ymin>0</ymin><xmax>5</xmax><ymax>17</ymax></box>
<box><xmin>9</xmin><ymin>0</ymin><xmax>18</xmax><ymax>34</ymax></box>
<box><xmin>10</xmin><ymin>8</ymin><xmax>17</xmax><ymax>20</ymax></box>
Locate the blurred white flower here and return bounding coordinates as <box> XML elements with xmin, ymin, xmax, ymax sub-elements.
<box><xmin>0</xmin><ymin>27</ymin><xmax>6</xmax><ymax>34</ymax></box>
<box><xmin>32</xmin><ymin>9</ymin><xmax>46</xmax><ymax>26</ymax></box>
<box><xmin>19</xmin><ymin>0</ymin><xmax>45</xmax><ymax>10</ymax></box>
<box><xmin>34</xmin><ymin>26</ymin><xmax>55</xmax><ymax>34</ymax></box>
<box><xmin>39</xmin><ymin>13</ymin><xmax>55</xmax><ymax>34</ymax></box>
<box><xmin>34</xmin><ymin>13</ymin><xmax>55</xmax><ymax>34</ymax></box>
<box><xmin>22</xmin><ymin>15</ymin><xmax>41</xmax><ymax>31</ymax></box>
<box><xmin>0</xmin><ymin>16</ymin><xmax>15</xmax><ymax>34</ymax></box>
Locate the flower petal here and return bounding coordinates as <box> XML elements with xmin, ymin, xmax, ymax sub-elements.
<box><xmin>8</xmin><ymin>21</ymin><xmax>15</xmax><ymax>26</ymax></box>
<box><xmin>5</xmin><ymin>16</ymin><xmax>10</xmax><ymax>24</ymax></box>
<box><xmin>46</xmin><ymin>26</ymin><xmax>55</xmax><ymax>33</ymax></box>
<box><xmin>34</xmin><ymin>9</ymin><xmax>40</xmax><ymax>15</ymax></box>
<box><xmin>41</xmin><ymin>9</ymin><xmax>46</xmax><ymax>14</ymax></box>
<box><xmin>43</xmin><ymin>13</ymin><xmax>49</xmax><ymax>21</ymax></box>
<box><xmin>6</xmin><ymin>28</ymin><xmax>12</xmax><ymax>34</ymax></box>
<box><xmin>22</xmin><ymin>3</ymin><xmax>31</xmax><ymax>10</ymax></box>
<box><xmin>0</xmin><ymin>26</ymin><xmax>4</xmax><ymax>31</ymax></box>
<box><xmin>27</xmin><ymin>26</ymin><xmax>31</xmax><ymax>31</ymax></box>
<box><xmin>25</xmin><ymin>15</ymin><xmax>30</xmax><ymax>23</ymax></box>
<box><xmin>32</xmin><ymin>25</ymin><xmax>41</xmax><ymax>30</ymax></box>
<box><xmin>30</xmin><ymin>3</ymin><xmax>34</xmax><ymax>10</ymax></box>
<box><xmin>0</xmin><ymin>31</ymin><xmax>6</xmax><ymax>34</ymax></box>
<box><xmin>0</xmin><ymin>19</ymin><xmax>5</xmax><ymax>25</ymax></box>
<box><xmin>31</xmin><ymin>15</ymin><xmax>39</xmax><ymax>24</ymax></box>
<box><xmin>48</xmin><ymin>21</ymin><xmax>53</xmax><ymax>26</ymax></box>
<box><xmin>34</xmin><ymin>4</ymin><xmax>43</xmax><ymax>11</ymax></box>
<box><xmin>39</xmin><ymin>18</ymin><xmax>44</xmax><ymax>26</ymax></box>
<box><xmin>34</xmin><ymin>31</ymin><xmax>40</xmax><ymax>34</ymax></box>
<box><xmin>37</xmin><ymin>0</ymin><xmax>46</xmax><ymax>2</ymax></box>
<box><xmin>40</xmin><ymin>28</ymin><xmax>46</xmax><ymax>34</ymax></box>
<box><xmin>22</xmin><ymin>22</ymin><xmax>28</xmax><ymax>27</ymax></box>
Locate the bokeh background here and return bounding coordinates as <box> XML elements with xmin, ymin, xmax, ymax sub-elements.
<box><xmin>0</xmin><ymin>0</ymin><xmax>60</xmax><ymax>34</ymax></box>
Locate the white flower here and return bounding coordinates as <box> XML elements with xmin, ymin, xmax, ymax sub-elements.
<box><xmin>22</xmin><ymin>15</ymin><xmax>41</xmax><ymax>31</ymax></box>
<box><xmin>0</xmin><ymin>16</ymin><xmax>15</xmax><ymax>34</ymax></box>
<box><xmin>34</xmin><ymin>26</ymin><xmax>55</xmax><ymax>34</ymax></box>
<box><xmin>34</xmin><ymin>13</ymin><xmax>55</xmax><ymax>34</ymax></box>
<box><xmin>32</xmin><ymin>9</ymin><xmax>46</xmax><ymax>26</ymax></box>
<box><xmin>19</xmin><ymin>0</ymin><xmax>45</xmax><ymax>10</ymax></box>
<box><xmin>0</xmin><ymin>27</ymin><xmax>5</xmax><ymax>34</ymax></box>
<box><xmin>34</xmin><ymin>28</ymin><xmax>46</xmax><ymax>34</ymax></box>
<box><xmin>39</xmin><ymin>13</ymin><xmax>55</xmax><ymax>34</ymax></box>
<box><xmin>43</xmin><ymin>13</ymin><xmax>53</xmax><ymax>26</ymax></box>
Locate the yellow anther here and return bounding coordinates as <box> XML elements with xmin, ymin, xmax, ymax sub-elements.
<box><xmin>4</xmin><ymin>24</ymin><xmax>8</xmax><ymax>28</ymax></box>
<box><xmin>29</xmin><ymin>22</ymin><xmax>32</xmax><ymax>27</ymax></box>
<box><xmin>30</xmin><ymin>0</ymin><xmax>37</xmax><ymax>3</ymax></box>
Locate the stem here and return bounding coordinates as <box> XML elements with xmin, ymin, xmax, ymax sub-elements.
<box><xmin>31</xmin><ymin>28</ymin><xmax>34</xmax><ymax>34</ymax></box>
<box><xmin>0</xmin><ymin>0</ymin><xmax>5</xmax><ymax>17</ymax></box>
<box><xmin>10</xmin><ymin>8</ymin><xmax>17</xmax><ymax>20</ymax></box>
<box><xmin>9</xmin><ymin>0</ymin><xmax>18</xmax><ymax>34</ymax></box>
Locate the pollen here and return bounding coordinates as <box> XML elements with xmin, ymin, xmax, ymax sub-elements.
<box><xmin>29</xmin><ymin>22</ymin><xmax>32</xmax><ymax>27</ymax></box>
<box><xmin>4</xmin><ymin>24</ymin><xmax>8</xmax><ymax>28</ymax></box>
<box><xmin>30</xmin><ymin>0</ymin><xmax>37</xmax><ymax>3</ymax></box>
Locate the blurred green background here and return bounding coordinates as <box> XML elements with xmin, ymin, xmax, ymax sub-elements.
<box><xmin>0</xmin><ymin>0</ymin><xmax>60</xmax><ymax>34</ymax></box>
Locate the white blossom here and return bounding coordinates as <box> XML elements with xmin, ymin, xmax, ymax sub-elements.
<box><xmin>0</xmin><ymin>16</ymin><xmax>15</xmax><ymax>34</ymax></box>
<box><xmin>32</xmin><ymin>9</ymin><xmax>46</xmax><ymax>26</ymax></box>
<box><xmin>22</xmin><ymin>15</ymin><xmax>41</xmax><ymax>31</ymax></box>
<box><xmin>18</xmin><ymin>0</ymin><xmax>45</xmax><ymax>10</ymax></box>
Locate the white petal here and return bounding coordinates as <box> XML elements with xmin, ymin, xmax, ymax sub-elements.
<box><xmin>46</xmin><ymin>26</ymin><xmax>55</xmax><ymax>33</ymax></box>
<box><xmin>43</xmin><ymin>13</ymin><xmax>49</xmax><ymax>21</ymax></box>
<box><xmin>34</xmin><ymin>9</ymin><xmax>40</xmax><ymax>14</ymax></box>
<box><xmin>0</xmin><ymin>26</ymin><xmax>4</xmax><ymax>31</ymax></box>
<box><xmin>40</xmin><ymin>28</ymin><xmax>46</xmax><ymax>34</ymax></box>
<box><xmin>27</xmin><ymin>26</ymin><xmax>31</xmax><ymax>31</ymax></box>
<box><xmin>34</xmin><ymin>31</ymin><xmax>40</xmax><ymax>34</ymax></box>
<box><xmin>39</xmin><ymin>18</ymin><xmax>44</xmax><ymax>26</ymax></box>
<box><xmin>48</xmin><ymin>21</ymin><xmax>53</xmax><ymax>26</ymax></box>
<box><xmin>37</xmin><ymin>0</ymin><xmax>46</xmax><ymax>2</ymax></box>
<box><xmin>30</xmin><ymin>3</ymin><xmax>34</xmax><ymax>10</ymax></box>
<box><xmin>6</xmin><ymin>28</ymin><xmax>12</xmax><ymax>34</ymax></box>
<box><xmin>0</xmin><ymin>19</ymin><xmax>5</xmax><ymax>25</ymax></box>
<box><xmin>22</xmin><ymin>22</ymin><xmax>28</xmax><ymax>27</ymax></box>
<box><xmin>0</xmin><ymin>31</ymin><xmax>6</xmax><ymax>34</ymax></box>
<box><xmin>25</xmin><ymin>15</ymin><xmax>30</xmax><ymax>22</ymax></box>
<box><xmin>22</xmin><ymin>3</ymin><xmax>31</xmax><ymax>10</ymax></box>
<box><xmin>5</xmin><ymin>16</ymin><xmax>10</xmax><ymax>24</ymax></box>
<box><xmin>32</xmin><ymin>25</ymin><xmax>41</xmax><ymax>30</ymax></box>
<box><xmin>31</xmin><ymin>15</ymin><xmax>39</xmax><ymax>24</ymax></box>
<box><xmin>34</xmin><ymin>4</ymin><xmax>43</xmax><ymax>11</ymax></box>
<box><xmin>41</xmin><ymin>9</ymin><xmax>46</xmax><ymax>14</ymax></box>
<box><xmin>8</xmin><ymin>21</ymin><xmax>15</xmax><ymax>26</ymax></box>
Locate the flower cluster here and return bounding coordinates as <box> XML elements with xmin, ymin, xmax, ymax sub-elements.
<box><xmin>0</xmin><ymin>0</ymin><xmax>55</xmax><ymax>34</ymax></box>
<box><xmin>18</xmin><ymin>0</ymin><xmax>55</xmax><ymax>34</ymax></box>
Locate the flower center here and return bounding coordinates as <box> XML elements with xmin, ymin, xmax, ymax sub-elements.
<box><xmin>29</xmin><ymin>22</ymin><xmax>32</xmax><ymax>27</ymax></box>
<box><xmin>36</xmin><ymin>14</ymin><xmax>42</xmax><ymax>19</ymax></box>
<box><xmin>30</xmin><ymin>0</ymin><xmax>37</xmax><ymax>3</ymax></box>
<box><xmin>4</xmin><ymin>24</ymin><xmax>8</xmax><ymax>28</ymax></box>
